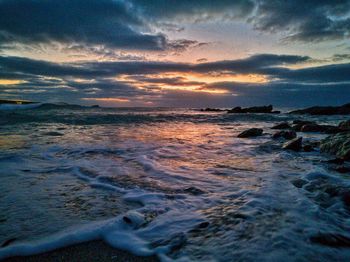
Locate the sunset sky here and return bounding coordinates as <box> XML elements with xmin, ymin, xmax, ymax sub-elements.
<box><xmin>1</xmin><ymin>0</ymin><xmax>350</xmax><ymax>107</ymax></box>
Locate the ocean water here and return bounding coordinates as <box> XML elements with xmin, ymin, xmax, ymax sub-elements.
<box><xmin>0</xmin><ymin>105</ymin><xmax>350</xmax><ymax>261</ymax></box>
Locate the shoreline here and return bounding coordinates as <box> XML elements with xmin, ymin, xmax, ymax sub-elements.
<box><xmin>2</xmin><ymin>240</ymin><xmax>159</xmax><ymax>262</ymax></box>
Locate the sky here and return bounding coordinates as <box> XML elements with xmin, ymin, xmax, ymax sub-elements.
<box><xmin>0</xmin><ymin>0</ymin><xmax>350</xmax><ymax>108</ymax></box>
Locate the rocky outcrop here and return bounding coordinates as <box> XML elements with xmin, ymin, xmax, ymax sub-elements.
<box><xmin>271</xmin><ymin>122</ymin><xmax>291</xmax><ymax>129</ymax></box>
<box><xmin>290</xmin><ymin>103</ymin><xmax>350</xmax><ymax>115</ymax></box>
<box><xmin>320</xmin><ymin>132</ymin><xmax>350</xmax><ymax>160</ymax></box>
<box><xmin>283</xmin><ymin>137</ymin><xmax>302</xmax><ymax>151</ymax></box>
<box><xmin>237</xmin><ymin>128</ymin><xmax>263</xmax><ymax>138</ymax></box>
<box><xmin>228</xmin><ymin>105</ymin><xmax>275</xmax><ymax>114</ymax></box>
<box><xmin>201</xmin><ymin>108</ymin><xmax>225</xmax><ymax>112</ymax></box>
<box><xmin>339</xmin><ymin>120</ymin><xmax>350</xmax><ymax>130</ymax></box>
<box><xmin>272</xmin><ymin>130</ymin><xmax>297</xmax><ymax>140</ymax></box>
<box><xmin>300</xmin><ymin>124</ymin><xmax>340</xmax><ymax>134</ymax></box>
<box><xmin>292</xmin><ymin>120</ymin><xmax>316</xmax><ymax>131</ymax></box>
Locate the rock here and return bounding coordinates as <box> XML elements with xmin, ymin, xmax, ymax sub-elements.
<box><xmin>303</xmin><ymin>144</ymin><xmax>314</xmax><ymax>152</ymax></box>
<box><xmin>228</xmin><ymin>106</ymin><xmax>244</xmax><ymax>113</ymax></box>
<box><xmin>341</xmin><ymin>191</ymin><xmax>350</xmax><ymax>208</ymax></box>
<box><xmin>290</xmin><ymin>103</ymin><xmax>350</xmax><ymax>115</ymax></box>
<box><xmin>183</xmin><ymin>186</ymin><xmax>205</xmax><ymax>195</ymax></box>
<box><xmin>320</xmin><ymin>132</ymin><xmax>350</xmax><ymax>160</ymax></box>
<box><xmin>334</xmin><ymin>166</ymin><xmax>350</xmax><ymax>173</ymax></box>
<box><xmin>310</xmin><ymin>233</ymin><xmax>350</xmax><ymax>247</ymax></box>
<box><xmin>122</xmin><ymin>211</ymin><xmax>145</xmax><ymax>228</ymax></box>
<box><xmin>271</xmin><ymin>122</ymin><xmax>291</xmax><ymax>129</ymax></box>
<box><xmin>201</xmin><ymin>108</ymin><xmax>225</xmax><ymax>112</ymax></box>
<box><xmin>339</xmin><ymin>120</ymin><xmax>350</xmax><ymax>130</ymax></box>
<box><xmin>283</xmin><ymin>137</ymin><xmax>302</xmax><ymax>151</ymax></box>
<box><xmin>326</xmin><ymin>158</ymin><xmax>345</xmax><ymax>165</ymax></box>
<box><xmin>292</xmin><ymin>120</ymin><xmax>316</xmax><ymax>131</ymax></box>
<box><xmin>291</xmin><ymin>178</ymin><xmax>308</xmax><ymax>188</ymax></box>
<box><xmin>300</xmin><ymin>124</ymin><xmax>339</xmax><ymax>133</ymax></box>
<box><xmin>272</xmin><ymin>130</ymin><xmax>297</xmax><ymax>140</ymax></box>
<box><xmin>271</xmin><ymin>111</ymin><xmax>281</xmax><ymax>114</ymax></box>
<box><xmin>43</xmin><ymin>131</ymin><xmax>64</xmax><ymax>136</ymax></box>
<box><xmin>1</xmin><ymin>238</ymin><xmax>17</xmax><ymax>248</ymax></box>
<box><xmin>237</xmin><ymin>128</ymin><xmax>263</xmax><ymax>138</ymax></box>
<box><xmin>228</xmin><ymin>105</ymin><xmax>274</xmax><ymax>114</ymax></box>
<box><xmin>293</xmin><ymin>120</ymin><xmax>315</xmax><ymax>125</ymax></box>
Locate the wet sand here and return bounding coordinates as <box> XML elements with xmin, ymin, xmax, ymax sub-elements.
<box><xmin>3</xmin><ymin>240</ymin><xmax>159</xmax><ymax>262</ymax></box>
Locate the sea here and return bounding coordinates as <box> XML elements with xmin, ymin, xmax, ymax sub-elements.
<box><xmin>0</xmin><ymin>104</ymin><xmax>350</xmax><ymax>261</ymax></box>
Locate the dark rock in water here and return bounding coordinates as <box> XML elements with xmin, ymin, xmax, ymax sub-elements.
<box><xmin>303</xmin><ymin>144</ymin><xmax>314</xmax><ymax>152</ymax></box>
<box><xmin>293</xmin><ymin>120</ymin><xmax>315</xmax><ymax>125</ymax></box>
<box><xmin>237</xmin><ymin>128</ymin><xmax>263</xmax><ymax>138</ymax></box>
<box><xmin>272</xmin><ymin>130</ymin><xmax>297</xmax><ymax>140</ymax></box>
<box><xmin>310</xmin><ymin>233</ymin><xmax>350</xmax><ymax>247</ymax></box>
<box><xmin>228</xmin><ymin>105</ymin><xmax>274</xmax><ymax>114</ymax></box>
<box><xmin>320</xmin><ymin>132</ymin><xmax>350</xmax><ymax>160</ymax></box>
<box><xmin>201</xmin><ymin>108</ymin><xmax>225</xmax><ymax>112</ymax></box>
<box><xmin>271</xmin><ymin>111</ymin><xmax>281</xmax><ymax>114</ymax></box>
<box><xmin>334</xmin><ymin>166</ymin><xmax>350</xmax><ymax>173</ymax></box>
<box><xmin>292</xmin><ymin>120</ymin><xmax>316</xmax><ymax>131</ymax></box>
<box><xmin>326</xmin><ymin>158</ymin><xmax>345</xmax><ymax>165</ymax></box>
<box><xmin>91</xmin><ymin>105</ymin><xmax>100</xmax><ymax>108</ymax></box>
<box><xmin>291</xmin><ymin>178</ymin><xmax>308</xmax><ymax>188</ymax></box>
<box><xmin>43</xmin><ymin>131</ymin><xmax>64</xmax><ymax>136</ymax></box>
<box><xmin>283</xmin><ymin>137</ymin><xmax>302</xmax><ymax>151</ymax></box>
<box><xmin>300</xmin><ymin>124</ymin><xmax>340</xmax><ymax>133</ymax></box>
<box><xmin>228</xmin><ymin>106</ymin><xmax>244</xmax><ymax>113</ymax></box>
<box><xmin>1</xmin><ymin>238</ymin><xmax>17</xmax><ymax>247</ymax></box>
<box><xmin>183</xmin><ymin>186</ymin><xmax>205</xmax><ymax>195</ymax></box>
<box><xmin>122</xmin><ymin>211</ymin><xmax>145</xmax><ymax>228</ymax></box>
<box><xmin>290</xmin><ymin>103</ymin><xmax>350</xmax><ymax>115</ymax></box>
<box><xmin>342</xmin><ymin>191</ymin><xmax>350</xmax><ymax>207</ymax></box>
<box><xmin>271</xmin><ymin>122</ymin><xmax>291</xmax><ymax>129</ymax></box>
<box><xmin>339</xmin><ymin>120</ymin><xmax>350</xmax><ymax>130</ymax></box>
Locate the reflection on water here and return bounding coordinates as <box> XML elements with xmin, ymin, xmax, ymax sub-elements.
<box><xmin>1</xmin><ymin>108</ymin><xmax>350</xmax><ymax>261</ymax></box>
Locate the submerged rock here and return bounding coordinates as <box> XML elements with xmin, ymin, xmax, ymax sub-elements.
<box><xmin>300</xmin><ymin>124</ymin><xmax>340</xmax><ymax>133</ymax></box>
<box><xmin>339</xmin><ymin>120</ymin><xmax>350</xmax><ymax>130</ymax></box>
<box><xmin>292</xmin><ymin>120</ymin><xmax>316</xmax><ymax>131</ymax></box>
<box><xmin>283</xmin><ymin>137</ymin><xmax>302</xmax><ymax>151</ymax></box>
<box><xmin>320</xmin><ymin>132</ymin><xmax>350</xmax><ymax>160</ymax></box>
<box><xmin>303</xmin><ymin>144</ymin><xmax>314</xmax><ymax>152</ymax></box>
<box><xmin>290</xmin><ymin>103</ymin><xmax>350</xmax><ymax>115</ymax></box>
<box><xmin>237</xmin><ymin>128</ymin><xmax>263</xmax><ymax>138</ymax></box>
<box><xmin>122</xmin><ymin>211</ymin><xmax>145</xmax><ymax>228</ymax></box>
<box><xmin>272</xmin><ymin>130</ymin><xmax>297</xmax><ymax>140</ymax></box>
<box><xmin>228</xmin><ymin>105</ymin><xmax>274</xmax><ymax>114</ymax></box>
<box><xmin>183</xmin><ymin>186</ymin><xmax>206</xmax><ymax>195</ymax></box>
<box><xmin>201</xmin><ymin>108</ymin><xmax>225</xmax><ymax>112</ymax></box>
<box><xmin>310</xmin><ymin>233</ymin><xmax>350</xmax><ymax>247</ymax></box>
<box><xmin>271</xmin><ymin>122</ymin><xmax>291</xmax><ymax>129</ymax></box>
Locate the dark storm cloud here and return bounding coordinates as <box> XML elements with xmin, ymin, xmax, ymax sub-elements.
<box><xmin>0</xmin><ymin>54</ymin><xmax>311</xmax><ymax>78</ymax></box>
<box><xmin>1</xmin><ymin>53</ymin><xmax>350</xmax><ymax>107</ymax></box>
<box><xmin>1</xmin><ymin>0</ymin><xmax>348</xmax><ymax>53</ymax></box>
<box><xmin>251</xmin><ymin>0</ymin><xmax>350</xmax><ymax>42</ymax></box>
<box><xmin>0</xmin><ymin>0</ymin><xmax>181</xmax><ymax>51</ymax></box>
<box><xmin>132</xmin><ymin>0</ymin><xmax>350</xmax><ymax>43</ymax></box>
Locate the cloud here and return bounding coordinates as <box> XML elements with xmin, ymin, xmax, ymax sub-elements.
<box><xmin>0</xmin><ymin>0</ymin><xmax>172</xmax><ymax>51</ymax></box>
<box><xmin>249</xmin><ymin>0</ymin><xmax>350</xmax><ymax>42</ymax></box>
<box><xmin>1</xmin><ymin>53</ymin><xmax>350</xmax><ymax>107</ymax></box>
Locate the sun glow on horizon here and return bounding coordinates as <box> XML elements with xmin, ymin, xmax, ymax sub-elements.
<box><xmin>0</xmin><ymin>79</ymin><xmax>25</xmax><ymax>85</ymax></box>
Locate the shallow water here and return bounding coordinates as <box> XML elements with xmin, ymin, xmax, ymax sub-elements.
<box><xmin>1</xmin><ymin>106</ymin><xmax>350</xmax><ymax>261</ymax></box>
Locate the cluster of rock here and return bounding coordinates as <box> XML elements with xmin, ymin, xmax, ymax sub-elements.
<box><xmin>227</xmin><ymin>105</ymin><xmax>280</xmax><ymax>114</ymax></box>
<box><xmin>290</xmin><ymin>103</ymin><xmax>350</xmax><ymax>115</ymax></box>
<box><xmin>200</xmin><ymin>105</ymin><xmax>280</xmax><ymax>114</ymax></box>
<box><xmin>237</xmin><ymin>120</ymin><xmax>350</xmax><ymax>161</ymax></box>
